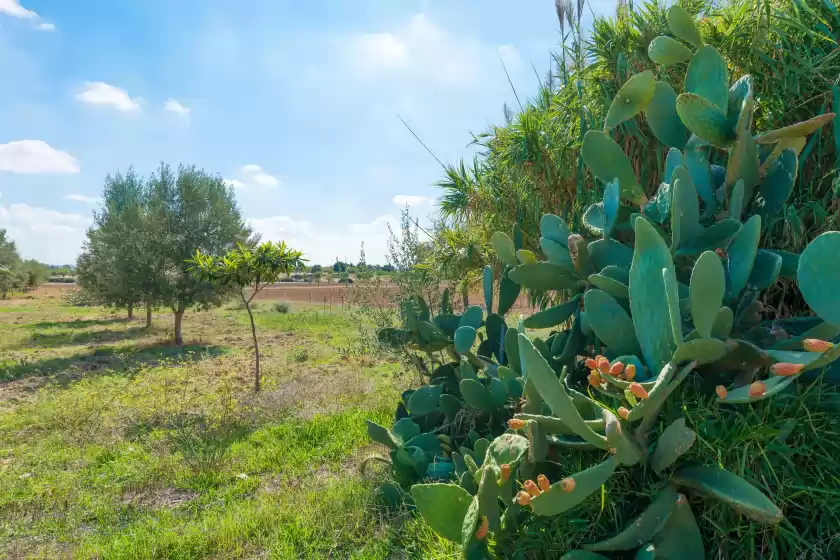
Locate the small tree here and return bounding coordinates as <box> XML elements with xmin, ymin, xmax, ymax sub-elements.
<box><xmin>189</xmin><ymin>241</ymin><xmax>304</xmax><ymax>392</ymax></box>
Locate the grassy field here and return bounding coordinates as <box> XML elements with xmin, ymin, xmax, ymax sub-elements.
<box><xmin>0</xmin><ymin>289</ymin><xmax>456</xmax><ymax>559</ymax></box>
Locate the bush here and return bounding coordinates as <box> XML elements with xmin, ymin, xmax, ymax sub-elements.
<box><xmin>273</xmin><ymin>301</ymin><xmax>292</xmax><ymax>314</ymax></box>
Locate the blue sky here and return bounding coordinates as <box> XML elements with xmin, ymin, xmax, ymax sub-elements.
<box><xmin>0</xmin><ymin>0</ymin><xmax>613</xmax><ymax>265</ymax></box>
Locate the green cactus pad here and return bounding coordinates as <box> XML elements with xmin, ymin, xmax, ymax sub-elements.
<box><xmin>603</xmin><ymin>179</ymin><xmax>621</xmax><ymax>237</ymax></box>
<box><xmin>675</xmin><ymin>219</ymin><xmax>742</xmax><ymax>256</ymax></box>
<box><xmin>585</xmin><ymin>289</ymin><xmax>641</xmax><ymax>355</ymax></box>
<box><xmin>514</xmin><ymin>413</ymin><xmax>605</xmax><ymax>436</ymax></box>
<box><xmin>392</xmin><ymin>418</ymin><xmax>421</xmax><ymax>444</ymax></box>
<box><xmin>652</xmin><ymin>496</ymin><xmax>704</xmax><ymax>560</ymax></box>
<box><xmin>568</xmin><ymin>234</ymin><xmax>593</xmax><ymax>277</ymax></box>
<box><xmin>366</xmin><ymin>420</ymin><xmax>399</xmax><ymax>450</ymax></box>
<box><xmin>672</xmin><ymin>465</ymin><xmax>783</xmax><ymax>524</ymax></box>
<box><xmin>798</xmin><ymin>231</ymin><xmax>840</xmax><ymax>328</ymax></box>
<box><xmin>523</xmin><ymin>295</ymin><xmax>581</xmax><ymax>329</ymax></box>
<box><xmin>729</xmin><ymin>179</ymin><xmax>745</xmax><ymax>220</ymax></box>
<box><xmin>473</xmin><ymin>439</ymin><xmax>490</xmax><ymax>465</ymax></box>
<box><xmin>670</xmin><ymin>176</ymin><xmax>701</xmax><ymax>252</ymax></box>
<box><xmin>460</xmin><ymin>305</ymin><xmax>484</xmax><ymax>329</ymax></box>
<box><xmin>408</xmin><ymin>385</ymin><xmax>443</xmax><ymax>416</ymax></box>
<box><xmin>604</xmin><ymin>411</ymin><xmax>643</xmax><ymax>466</ymax></box>
<box><xmin>509</xmin><ymin>262</ymin><xmax>582</xmax><ymax>292</ymax></box>
<box><xmin>482</xmin><ymin>265</ymin><xmax>494</xmax><ymax>314</ymax></box>
<box><xmin>527</xmin><ymin>420</ymin><xmax>549</xmax><ymax>463</ymax></box>
<box><xmin>460</xmin><ymin>358</ymin><xmax>478</xmax><ymax>380</ymax></box>
<box><xmin>454</xmin><ymin>326</ymin><xmax>477</xmax><ymax>354</ymax></box>
<box><xmin>432</xmin><ymin>314</ymin><xmax>460</xmax><ymax>339</ymax></box>
<box><xmin>460</xmin><ymin>378</ymin><xmax>494</xmax><ymax>411</ymax></box>
<box><xmin>727</xmin><ymin>75</ymin><xmax>754</xmax><ymax>128</ymax></box>
<box><xmin>491</xmin><ymin>231</ymin><xmax>519</xmax><ymax>267</ymax></box>
<box><xmin>753</xmin><ymin>149</ymin><xmax>797</xmax><ymax>223</ymax></box>
<box><xmin>685</xmin><ymin>45</ymin><xmax>729</xmax><ymax>111</ymax></box>
<box><xmin>498</xmin><ymin>266</ymin><xmax>521</xmax><ymax>315</ymax></box>
<box><xmin>768</xmin><ymin>345</ymin><xmax>840</xmax><ymax>372</ymax></box>
<box><xmin>485</xmin><ymin>433</ymin><xmax>530</xmax><ymax>468</ymax></box>
<box><xmin>645</xmin><ymin>81</ymin><xmax>689</xmax><ymax>149</ymax></box>
<box><xmin>755</xmin><ymin>113</ymin><xmax>836</xmax><ymax>144</ymax></box>
<box><xmin>519</xmin><ymin>335</ymin><xmax>608</xmax><ymax>448</ymax></box>
<box><xmin>440</xmin><ymin>393</ymin><xmax>462</xmax><ymax>422</ymax></box>
<box><xmin>726</xmin><ymin>95</ymin><xmax>759</xmax><ymax>196</ymax></box>
<box><xmin>663</xmin><ymin>268</ymin><xmax>684</xmax><ymax>346</ymax></box>
<box><xmin>377</xmin><ymin>327</ymin><xmax>412</xmax><ymax>348</ymax></box>
<box><xmin>626</xmin><ymin>362</ymin><xmax>693</xmax><ymax>422</ymax></box>
<box><xmin>477</xmin><ymin>465</ymin><xmax>501</xmax><ymax>531</ymax></box>
<box><xmin>630</xmin><ymin>217</ymin><xmax>678</xmax><ymax>372</ymax></box>
<box><xmin>676</xmin><ymin>93</ymin><xmax>735</xmax><ymax>148</ymax></box>
<box><xmin>728</xmin><ymin>214</ymin><xmax>761</xmax><ymax>297</ymax></box>
<box><xmin>541</xmin><ymin>237</ymin><xmax>574</xmax><ymax>266</ymax></box>
<box><xmin>711</xmin><ymin>306</ymin><xmax>734</xmax><ymax>339</ymax></box>
<box><xmin>667</xmin><ymin>5</ymin><xmax>703</xmax><ymax>47</ymax></box>
<box><xmin>588</xmin><ymin>273</ymin><xmax>629</xmax><ymax>299</ymax></box>
<box><xmin>690</xmin><ymin>251</ymin><xmax>725</xmax><ymax>338</ymax></box>
<box><xmin>672</xmin><ymin>338</ymin><xmax>732</xmax><ymax>365</ymax></box>
<box><xmin>683</xmin><ymin>146</ymin><xmax>716</xmax><ymax>211</ymax></box>
<box><xmin>585</xmin><ymin>485</ymin><xmax>678</xmax><ymax>551</ymax></box>
<box><xmin>664</xmin><ymin>148</ymin><xmax>684</xmax><ymax>183</ymax></box>
<box><xmin>461</xmin><ymin>495</ymin><xmax>482</xmax><ymax>554</ymax></box>
<box><xmin>540</xmin><ymin>213</ymin><xmax>571</xmax><ymax>245</ymax></box>
<box><xmin>648</xmin><ymin>36</ymin><xmax>693</xmax><ymax>67</ymax></box>
<box><xmin>589</xmin><ymin>238</ymin><xmax>634</xmax><ymax>271</ymax></box>
<box><xmin>748</xmin><ymin>250</ymin><xmax>782</xmax><ymax>290</ymax></box>
<box><xmin>605</xmin><ymin>70</ymin><xmax>656</xmax><ymax>129</ymax></box>
<box><xmin>530</xmin><ymin>457</ymin><xmax>617</xmax><ymax>516</ymax></box>
<box><xmin>404</xmin><ymin>433</ymin><xmax>443</xmax><ymax>456</ymax></box>
<box><xmin>516</xmin><ymin>249</ymin><xmax>538</xmax><ymax>265</ymax></box>
<box><xmin>651</xmin><ymin>418</ymin><xmax>696</xmax><ymax>473</ymax></box>
<box><xmin>760</xmin><ymin>136</ymin><xmax>805</xmax><ymax>173</ymax></box>
<box><xmin>489</xmin><ymin>378</ymin><xmax>508</xmax><ymax>407</ymax></box>
<box><xmin>561</xmin><ymin>552</ymin><xmax>610</xmax><ymax>560</ymax></box>
<box><xmin>717</xmin><ymin>374</ymin><xmax>798</xmax><ymax>404</ymax></box>
<box><xmin>582</xmin><ymin>131</ymin><xmax>646</xmax><ymax>204</ymax></box>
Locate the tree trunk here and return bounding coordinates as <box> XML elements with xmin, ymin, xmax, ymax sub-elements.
<box><xmin>127</xmin><ymin>304</ymin><xmax>134</xmax><ymax>320</ymax></box>
<box><xmin>461</xmin><ymin>285</ymin><xmax>470</xmax><ymax>310</ymax></box>
<box><xmin>244</xmin><ymin>297</ymin><xmax>261</xmax><ymax>392</ymax></box>
<box><xmin>174</xmin><ymin>307</ymin><xmax>184</xmax><ymax>345</ymax></box>
<box><xmin>146</xmin><ymin>304</ymin><xmax>153</xmax><ymax>328</ymax></box>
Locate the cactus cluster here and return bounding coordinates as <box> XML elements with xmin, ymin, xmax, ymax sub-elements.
<box><xmin>370</xmin><ymin>6</ymin><xmax>840</xmax><ymax>557</ymax></box>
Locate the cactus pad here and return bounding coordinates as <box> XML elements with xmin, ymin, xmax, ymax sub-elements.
<box><xmin>667</xmin><ymin>5</ymin><xmax>703</xmax><ymax>47</ymax></box>
<box><xmin>690</xmin><ymin>251</ymin><xmax>725</xmax><ymax>338</ymax></box>
<box><xmin>648</xmin><ymin>36</ymin><xmax>692</xmax><ymax>67</ymax></box>
<box><xmin>685</xmin><ymin>46</ymin><xmax>729</xmax><ymax>111</ymax></box>
<box><xmin>529</xmin><ymin>457</ymin><xmax>617</xmax><ymax>516</ymax></box>
<box><xmin>509</xmin><ymin>262</ymin><xmax>582</xmax><ymax>292</ymax></box>
<box><xmin>584</xmin><ymin>289</ymin><xmax>641</xmax><ymax>355</ymax></box>
<box><xmin>676</xmin><ymin>93</ymin><xmax>735</xmax><ymax>148</ymax></box>
<box><xmin>652</xmin><ymin>496</ymin><xmax>704</xmax><ymax>560</ymax></box>
<box><xmin>645</xmin><ymin>81</ymin><xmax>689</xmax><ymax>149</ymax></box>
<box><xmin>582</xmin><ymin>131</ymin><xmax>646</xmax><ymax>204</ymax></box>
<box><xmin>798</xmin><ymin>231</ymin><xmax>840</xmax><ymax>328</ymax></box>
<box><xmin>523</xmin><ymin>295</ymin><xmax>580</xmax><ymax>329</ymax></box>
<box><xmin>651</xmin><ymin>418</ymin><xmax>696</xmax><ymax>473</ymax></box>
<box><xmin>584</xmin><ymin>485</ymin><xmax>678</xmax><ymax>551</ymax></box>
<box><xmin>491</xmin><ymin>232</ymin><xmax>518</xmax><ymax>267</ymax></box>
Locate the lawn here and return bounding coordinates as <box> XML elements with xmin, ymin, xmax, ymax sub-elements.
<box><xmin>0</xmin><ymin>289</ymin><xmax>455</xmax><ymax>559</ymax></box>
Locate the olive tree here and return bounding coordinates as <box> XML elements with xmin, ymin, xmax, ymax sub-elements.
<box><xmin>189</xmin><ymin>241</ymin><xmax>305</xmax><ymax>392</ymax></box>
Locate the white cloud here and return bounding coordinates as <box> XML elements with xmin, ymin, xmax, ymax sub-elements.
<box><xmin>0</xmin><ymin>0</ymin><xmax>37</xmax><ymax>19</ymax></box>
<box><xmin>76</xmin><ymin>82</ymin><xmax>141</xmax><ymax>112</ymax></box>
<box><xmin>352</xmin><ymin>32</ymin><xmax>409</xmax><ymax>70</ymax></box>
<box><xmin>227</xmin><ymin>164</ymin><xmax>280</xmax><ymax>189</ymax></box>
<box><xmin>164</xmin><ymin>98</ymin><xmax>190</xmax><ymax>116</ymax></box>
<box><xmin>0</xmin><ymin>203</ymin><xmax>89</xmax><ymax>264</ymax></box>
<box><xmin>249</xmin><ymin>214</ymin><xmax>399</xmax><ymax>265</ymax></box>
<box><xmin>497</xmin><ymin>44</ymin><xmax>521</xmax><ymax>68</ymax></box>
<box><xmin>36</xmin><ymin>22</ymin><xmax>55</xmax><ymax>31</ymax></box>
<box><xmin>66</xmin><ymin>194</ymin><xmax>101</xmax><ymax>204</ymax></box>
<box><xmin>392</xmin><ymin>194</ymin><xmax>433</xmax><ymax>207</ymax></box>
<box><xmin>0</xmin><ymin>140</ymin><xmax>79</xmax><ymax>174</ymax></box>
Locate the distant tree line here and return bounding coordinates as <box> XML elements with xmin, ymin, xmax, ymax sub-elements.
<box><xmin>77</xmin><ymin>164</ymin><xmax>251</xmax><ymax>344</ymax></box>
<box><xmin>0</xmin><ymin>229</ymin><xmax>51</xmax><ymax>299</ymax></box>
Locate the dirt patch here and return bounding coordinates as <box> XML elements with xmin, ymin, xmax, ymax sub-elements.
<box><xmin>257</xmin><ymin>365</ymin><xmax>374</xmax><ymax>419</ymax></box>
<box><xmin>121</xmin><ymin>487</ymin><xmax>198</xmax><ymax>509</ymax></box>
<box><xmin>0</xmin><ymin>377</ymin><xmax>50</xmax><ymax>410</ymax></box>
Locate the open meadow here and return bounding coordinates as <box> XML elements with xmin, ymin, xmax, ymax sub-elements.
<box><xmin>0</xmin><ymin>287</ymin><xmax>456</xmax><ymax>559</ymax></box>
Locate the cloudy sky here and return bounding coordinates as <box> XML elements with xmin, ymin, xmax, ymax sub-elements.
<box><xmin>0</xmin><ymin>0</ymin><xmax>613</xmax><ymax>265</ymax></box>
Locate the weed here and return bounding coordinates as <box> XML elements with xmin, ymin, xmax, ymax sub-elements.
<box><xmin>273</xmin><ymin>301</ymin><xmax>292</xmax><ymax>314</ymax></box>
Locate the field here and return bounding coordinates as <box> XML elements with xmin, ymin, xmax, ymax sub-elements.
<box><xmin>0</xmin><ymin>288</ymin><xmax>456</xmax><ymax>559</ymax></box>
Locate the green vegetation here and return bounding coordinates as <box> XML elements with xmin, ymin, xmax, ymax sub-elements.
<box><xmin>0</xmin><ymin>230</ymin><xmax>52</xmax><ymax>298</ymax></box>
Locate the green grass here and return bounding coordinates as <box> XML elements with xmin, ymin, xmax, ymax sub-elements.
<box><xmin>0</xmin><ymin>292</ymin><xmax>452</xmax><ymax>559</ymax></box>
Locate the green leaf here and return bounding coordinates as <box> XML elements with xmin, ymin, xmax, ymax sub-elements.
<box><xmin>460</xmin><ymin>305</ymin><xmax>484</xmax><ymax>329</ymax></box>
<box><xmin>670</xmin><ymin>175</ymin><xmax>701</xmax><ymax>252</ymax></box>
<box><xmin>523</xmin><ymin>295</ymin><xmax>581</xmax><ymax>329</ymax></box>
<box><xmin>461</xmin><ymin>495</ymin><xmax>481</xmax><ymax>553</ymax></box>
<box><xmin>589</xmin><ymin>238</ymin><xmax>634</xmax><ymax>271</ymax></box>
<box><xmin>729</xmin><ymin>179</ymin><xmax>745</xmax><ymax>220</ymax></box>
<box><xmin>646</xmin><ymin>81</ymin><xmax>689</xmax><ymax>149</ymax></box>
<box><xmin>606</xmin><ymin>70</ymin><xmax>657</xmax><ymax>129</ymax></box>
<box><xmin>711</xmin><ymin>306</ymin><xmax>734</xmax><ymax>339</ymax></box>
<box><xmin>585</xmin><ymin>486</ymin><xmax>678</xmax><ymax>551</ymax></box>
<box><xmin>366</xmin><ymin>420</ymin><xmax>399</xmax><ymax>450</ymax></box>
<box><xmin>454</xmin><ymin>326</ymin><xmax>477</xmax><ymax>354</ymax></box>
<box><xmin>728</xmin><ymin>215</ymin><xmax>761</xmax><ymax>297</ymax></box>
<box><xmin>672</xmin><ymin>466</ymin><xmax>783</xmax><ymax>524</ymax></box>
<box><xmin>662</xmin><ymin>268</ymin><xmax>684</xmax><ymax>346</ymax></box>
<box><xmin>672</xmin><ymin>338</ymin><xmax>732</xmax><ymax>365</ymax></box>
<box><xmin>482</xmin><ymin>266</ymin><xmax>493</xmax><ymax>314</ymax></box>
<box><xmin>685</xmin><ymin>45</ymin><xmax>728</xmax><ymax>111</ymax></box>
<box><xmin>753</xmin><ymin>149</ymin><xmax>797</xmax><ymax>223</ymax></box>
<box><xmin>491</xmin><ymin>232</ymin><xmax>518</xmax><ymax>267</ymax></box>
<box><xmin>798</xmin><ymin>231</ymin><xmax>840</xmax><ymax>328</ymax></box>
<box><xmin>667</xmin><ymin>5</ymin><xmax>703</xmax><ymax>47</ymax></box>
<box><xmin>460</xmin><ymin>379</ymin><xmax>494</xmax><ymax>411</ymax></box>
<box><xmin>690</xmin><ymin>251</ymin><xmax>725</xmax><ymax>338</ymax></box>
<box><xmin>411</xmin><ymin>483</ymin><xmax>474</xmax><ymax>543</ymax></box>
<box><xmin>630</xmin><ymin>217</ymin><xmax>678</xmax><ymax>372</ymax></box>
<box><xmin>651</xmin><ymin>418</ymin><xmax>696</xmax><ymax>473</ymax></box>
<box><xmin>588</xmin><ymin>273</ymin><xmax>629</xmax><ymax>299</ymax></box>
<box><xmin>584</xmin><ymin>289</ymin><xmax>641</xmax><ymax>355</ymax></box>
<box><xmin>648</xmin><ymin>36</ymin><xmax>693</xmax><ymax>67</ymax></box>
<box><xmin>726</xmin><ymin>93</ymin><xmax>759</xmax><ymax>198</ymax></box>
<box><xmin>675</xmin><ymin>219</ymin><xmax>742</xmax><ymax>256</ymax></box>
<box><xmin>541</xmin><ymin>237</ymin><xmax>573</xmax><ymax>267</ymax></box>
<box><xmin>755</xmin><ymin>113</ymin><xmax>836</xmax><ymax>144</ymax></box>
<box><xmin>540</xmin><ymin>214</ymin><xmax>571</xmax><ymax>245</ymax></box>
<box><xmin>748</xmin><ymin>250</ymin><xmax>782</xmax><ymax>290</ymax></box>
<box><xmin>498</xmin><ymin>266</ymin><xmax>521</xmax><ymax>316</ymax></box>
<box><xmin>652</xmin><ymin>495</ymin><xmax>704</xmax><ymax>559</ymax></box>
<box><xmin>676</xmin><ymin>93</ymin><xmax>735</xmax><ymax>148</ymax></box>
<box><xmin>530</xmin><ymin>458</ymin><xmax>617</xmax><ymax>516</ymax></box>
<box><xmin>392</xmin><ymin>418</ymin><xmax>420</xmax><ymax>444</ymax></box>
<box><xmin>727</xmin><ymin>74</ymin><xmax>754</xmax><ymax>129</ymax></box>
<box><xmin>516</xmin><ymin>249</ymin><xmax>538</xmax><ymax>264</ymax></box>
<box><xmin>407</xmin><ymin>385</ymin><xmax>443</xmax><ymax>416</ymax></box>
<box><xmin>509</xmin><ymin>262</ymin><xmax>582</xmax><ymax>292</ymax></box>
<box><xmin>582</xmin><ymin>131</ymin><xmax>646</xmax><ymax>204</ymax></box>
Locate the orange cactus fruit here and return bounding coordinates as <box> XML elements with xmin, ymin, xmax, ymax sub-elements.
<box><xmin>515</xmin><ymin>491</ymin><xmax>532</xmax><ymax>506</ymax></box>
<box><xmin>803</xmin><ymin>339</ymin><xmax>834</xmax><ymax>352</ymax></box>
<box><xmin>524</xmin><ymin>479</ymin><xmax>541</xmax><ymax>497</ymax></box>
<box><xmin>617</xmin><ymin>407</ymin><xmax>630</xmax><ymax>420</ymax></box>
<box><xmin>500</xmin><ymin>463</ymin><xmax>511</xmax><ymax>483</ymax></box>
<box><xmin>770</xmin><ymin>362</ymin><xmax>805</xmax><ymax>377</ymax></box>
<box><xmin>475</xmin><ymin>516</ymin><xmax>489</xmax><ymax>540</ymax></box>
<box><xmin>560</xmin><ymin>477</ymin><xmax>576</xmax><ymax>492</ymax></box>
<box><xmin>628</xmin><ymin>382</ymin><xmax>649</xmax><ymax>399</ymax></box>
<box><xmin>609</xmin><ymin>361</ymin><xmax>625</xmax><ymax>376</ymax></box>
<box><xmin>624</xmin><ymin>364</ymin><xmax>636</xmax><ymax>381</ymax></box>
<box><xmin>508</xmin><ymin>418</ymin><xmax>526</xmax><ymax>430</ymax></box>
<box><xmin>597</xmin><ymin>356</ymin><xmax>611</xmax><ymax>374</ymax></box>
<box><xmin>748</xmin><ymin>381</ymin><xmax>766</xmax><ymax>397</ymax></box>
<box><xmin>537</xmin><ymin>474</ymin><xmax>550</xmax><ymax>493</ymax></box>
<box><xmin>585</xmin><ymin>357</ymin><xmax>598</xmax><ymax>370</ymax></box>
<box><xmin>677</xmin><ymin>493</ymin><xmax>687</xmax><ymax>505</ymax></box>
<box><xmin>715</xmin><ymin>385</ymin><xmax>728</xmax><ymax>399</ymax></box>
<box><xmin>588</xmin><ymin>372</ymin><xmax>602</xmax><ymax>388</ymax></box>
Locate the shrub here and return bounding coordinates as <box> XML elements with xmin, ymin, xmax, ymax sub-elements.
<box><xmin>274</xmin><ymin>301</ymin><xmax>292</xmax><ymax>314</ymax></box>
